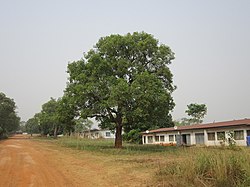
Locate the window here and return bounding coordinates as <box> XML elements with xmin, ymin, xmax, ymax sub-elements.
<box><xmin>143</xmin><ymin>136</ymin><xmax>146</xmax><ymax>144</ymax></box>
<box><xmin>207</xmin><ymin>132</ymin><xmax>215</xmax><ymax>141</ymax></box>
<box><xmin>148</xmin><ymin>136</ymin><xmax>153</xmax><ymax>143</ymax></box>
<box><xmin>247</xmin><ymin>130</ymin><xmax>250</xmax><ymax>136</ymax></box>
<box><xmin>160</xmin><ymin>136</ymin><xmax>165</xmax><ymax>142</ymax></box>
<box><xmin>155</xmin><ymin>136</ymin><xmax>160</xmax><ymax>142</ymax></box>
<box><xmin>217</xmin><ymin>132</ymin><xmax>225</xmax><ymax>140</ymax></box>
<box><xmin>105</xmin><ymin>132</ymin><xmax>111</xmax><ymax>137</ymax></box>
<box><xmin>234</xmin><ymin>130</ymin><xmax>244</xmax><ymax>140</ymax></box>
<box><xmin>169</xmin><ymin>135</ymin><xmax>174</xmax><ymax>142</ymax></box>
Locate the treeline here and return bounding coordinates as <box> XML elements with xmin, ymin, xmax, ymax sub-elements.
<box><xmin>25</xmin><ymin>97</ymin><xmax>74</xmax><ymax>138</ymax></box>
<box><xmin>0</xmin><ymin>92</ymin><xmax>20</xmax><ymax>139</ymax></box>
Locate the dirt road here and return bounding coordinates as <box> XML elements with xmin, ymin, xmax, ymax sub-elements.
<box><xmin>0</xmin><ymin>135</ymin><xmax>152</xmax><ymax>187</ymax></box>
<box><xmin>0</xmin><ymin>135</ymin><xmax>74</xmax><ymax>187</ymax></box>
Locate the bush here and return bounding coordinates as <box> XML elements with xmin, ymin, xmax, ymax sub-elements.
<box><xmin>123</xmin><ymin>129</ymin><xmax>142</xmax><ymax>144</ymax></box>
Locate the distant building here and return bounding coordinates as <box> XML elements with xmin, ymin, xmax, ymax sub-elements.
<box><xmin>81</xmin><ymin>129</ymin><xmax>115</xmax><ymax>139</ymax></box>
<box><xmin>142</xmin><ymin>118</ymin><xmax>250</xmax><ymax>146</ymax></box>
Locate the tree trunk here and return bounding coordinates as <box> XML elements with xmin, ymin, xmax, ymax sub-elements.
<box><xmin>53</xmin><ymin>125</ymin><xmax>57</xmax><ymax>139</ymax></box>
<box><xmin>115</xmin><ymin>123</ymin><xmax>123</xmax><ymax>148</ymax></box>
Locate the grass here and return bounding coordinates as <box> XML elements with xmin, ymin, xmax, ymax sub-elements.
<box><xmin>56</xmin><ymin>136</ymin><xmax>178</xmax><ymax>155</ymax></box>
<box><xmin>34</xmin><ymin>136</ymin><xmax>250</xmax><ymax>187</ymax></box>
<box><xmin>155</xmin><ymin>148</ymin><xmax>250</xmax><ymax>187</ymax></box>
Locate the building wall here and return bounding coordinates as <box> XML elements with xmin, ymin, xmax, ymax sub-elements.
<box><xmin>81</xmin><ymin>130</ymin><xmax>115</xmax><ymax>139</ymax></box>
<box><xmin>142</xmin><ymin>126</ymin><xmax>250</xmax><ymax>146</ymax></box>
<box><xmin>205</xmin><ymin>127</ymin><xmax>248</xmax><ymax>146</ymax></box>
<box><xmin>99</xmin><ymin>130</ymin><xmax>115</xmax><ymax>139</ymax></box>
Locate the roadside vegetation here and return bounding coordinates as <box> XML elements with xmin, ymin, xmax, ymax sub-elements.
<box><xmin>34</xmin><ymin>136</ymin><xmax>250</xmax><ymax>187</ymax></box>
<box><xmin>0</xmin><ymin>92</ymin><xmax>20</xmax><ymax>139</ymax></box>
<box><xmin>156</xmin><ymin>148</ymin><xmax>250</xmax><ymax>187</ymax></box>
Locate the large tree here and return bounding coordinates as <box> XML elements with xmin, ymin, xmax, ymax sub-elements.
<box><xmin>66</xmin><ymin>32</ymin><xmax>176</xmax><ymax>148</ymax></box>
<box><xmin>0</xmin><ymin>92</ymin><xmax>20</xmax><ymax>138</ymax></box>
<box><xmin>185</xmin><ymin>103</ymin><xmax>207</xmax><ymax>124</ymax></box>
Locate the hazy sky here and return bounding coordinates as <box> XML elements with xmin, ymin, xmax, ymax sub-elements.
<box><xmin>0</xmin><ymin>0</ymin><xmax>249</xmax><ymax>123</ymax></box>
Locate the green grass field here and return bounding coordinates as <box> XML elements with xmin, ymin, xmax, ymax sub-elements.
<box><xmin>36</xmin><ymin>136</ymin><xmax>250</xmax><ymax>187</ymax></box>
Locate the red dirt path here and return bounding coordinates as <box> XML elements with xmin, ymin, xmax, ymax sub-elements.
<box><xmin>0</xmin><ymin>135</ymin><xmax>153</xmax><ymax>187</ymax></box>
<box><xmin>0</xmin><ymin>135</ymin><xmax>74</xmax><ymax>187</ymax></box>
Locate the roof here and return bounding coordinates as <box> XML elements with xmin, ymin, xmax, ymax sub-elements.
<box><xmin>142</xmin><ymin>118</ymin><xmax>250</xmax><ymax>134</ymax></box>
<box><xmin>83</xmin><ymin>128</ymin><xmax>111</xmax><ymax>133</ymax></box>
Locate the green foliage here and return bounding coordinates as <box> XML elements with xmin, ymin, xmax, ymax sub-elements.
<box><xmin>38</xmin><ymin>98</ymin><xmax>62</xmax><ymax>137</ymax></box>
<box><xmin>0</xmin><ymin>127</ymin><xmax>7</xmax><ymax>139</ymax></box>
<box><xmin>123</xmin><ymin>129</ymin><xmax>142</xmax><ymax>144</ymax></box>
<box><xmin>57</xmin><ymin>95</ymin><xmax>78</xmax><ymax>135</ymax></box>
<box><xmin>74</xmin><ymin>118</ymin><xmax>93</xmax><ymax>133</ymax></box>
<box><xmin>185</xmin><ymin>103</ymin><xmax>207</xmax><ymax>124</ymax></box>
<box><xmin>65</xmin><ymin>32</ymin><xmax>176</xmax><ymax>148</ymax></box>
<box><xmin>25</xmin><ymin>117</ymin><xmax>40</xmax><ymax>135</ymax></box>
<box><xmin>0</xmin><ymin>92</ymin><xmax>20</xmax><ymax>138</ymax></box>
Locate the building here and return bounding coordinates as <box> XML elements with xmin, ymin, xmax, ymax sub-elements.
<box><xmin>81</xmin><ymin>129</ymin><xmax>115</xmax><ymax>139</ymax></box>
<box><xmin>142</xmin><ymin>118</ymin><xmax>250</xmax><ymax>146</ymax></box>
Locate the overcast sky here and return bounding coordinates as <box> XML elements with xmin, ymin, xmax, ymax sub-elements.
<box><xmin>0</xmin><ymin>0</ymin><xmax>249</xmax><ymax>123</ymax></box>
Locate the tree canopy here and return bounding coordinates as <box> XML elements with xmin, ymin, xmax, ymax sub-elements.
<box><xmin>74</xmin><ymin>118</ymin><xmax>93</xmax><ymax>134</ymax></box>
<box><xmin>185</xmin><ymin>103</ymin><xmax>207</xmax><ymax>124</ymax></box>
<box><xmin>57</xmin><ymin>95</ymin><xmax>77</xmax><ymax>135</ymax></box>
<box><xmin>25</xmin><ymin>117</ymin><xmax>40</xmax><ymax>135</ymax></box>
<box><xmin>38</xmin><ymin>98</ymin><xmax>62</xmax><ymax>138</ymax></box>
<box><xmin>0</xmin><ymin>92</ymin><xmax>20</xmax><ymax>138</ymax></box>
<box><xmin>65</xmin><ymin>32</ymin><xmax>176</xmax><ymax>148</ymax></box>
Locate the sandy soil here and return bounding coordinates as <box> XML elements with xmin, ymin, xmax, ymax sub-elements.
<box><xmin>0</xmin><ymin>135</ymin><xmax>153</xmax><ymax>187</ymax></box>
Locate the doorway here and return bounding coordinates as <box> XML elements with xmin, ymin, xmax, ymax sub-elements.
<box><xmin>247</xmin><ymin>130</ymin><xmax>250</xmax><ymax>136</ymax></box>
<box><xmin>182</xmin><ymin>134</ymin><xmax>191</xmax><ymax>145</ymax></box>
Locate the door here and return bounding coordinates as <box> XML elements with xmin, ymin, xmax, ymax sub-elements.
<box><xmin>182</xmin><ymin>134</ymin><xmax>191</xmax><ymax>145</ymax></box>
<box><xmin>176</xmin><ymin>135</ymin><xmax>182</xmax><ymax>146</ymax></box>
<box><xmin>195</xmin><ymin>133</ymin><xmax>205</xmax><ymax>145</ymax></box>
<box><xmin>186</xmin><ymin>134</ymin><xmax>191</xmax><ymax>145</ymax></box>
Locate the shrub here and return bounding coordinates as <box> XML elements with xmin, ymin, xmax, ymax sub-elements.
<box><xmin>123</xmin><ymin>129</ymin><xmax>142</xmax><ymax>144</ymax></box>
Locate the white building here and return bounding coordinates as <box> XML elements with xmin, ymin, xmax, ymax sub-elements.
<box><xmin>81</xmin><ymin>129</ymin><xmax>115</xmax><ymax>139</ymax></box>
<box><xmin>142</xmin><ymin>119</ymin><xmax>250</xmax><ymax>146</ymax></box>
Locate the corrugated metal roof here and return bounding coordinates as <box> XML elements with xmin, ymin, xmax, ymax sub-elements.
<box><xmin>142</xmin><ymin>118</ymin><xmax>250</xmax><ymax>134</ymax></box>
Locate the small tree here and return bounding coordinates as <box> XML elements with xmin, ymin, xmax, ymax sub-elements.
<box><xmin>185</xmin><ymin>103</ymin><xmax>207</xmax><ymax>124</ymax></box>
